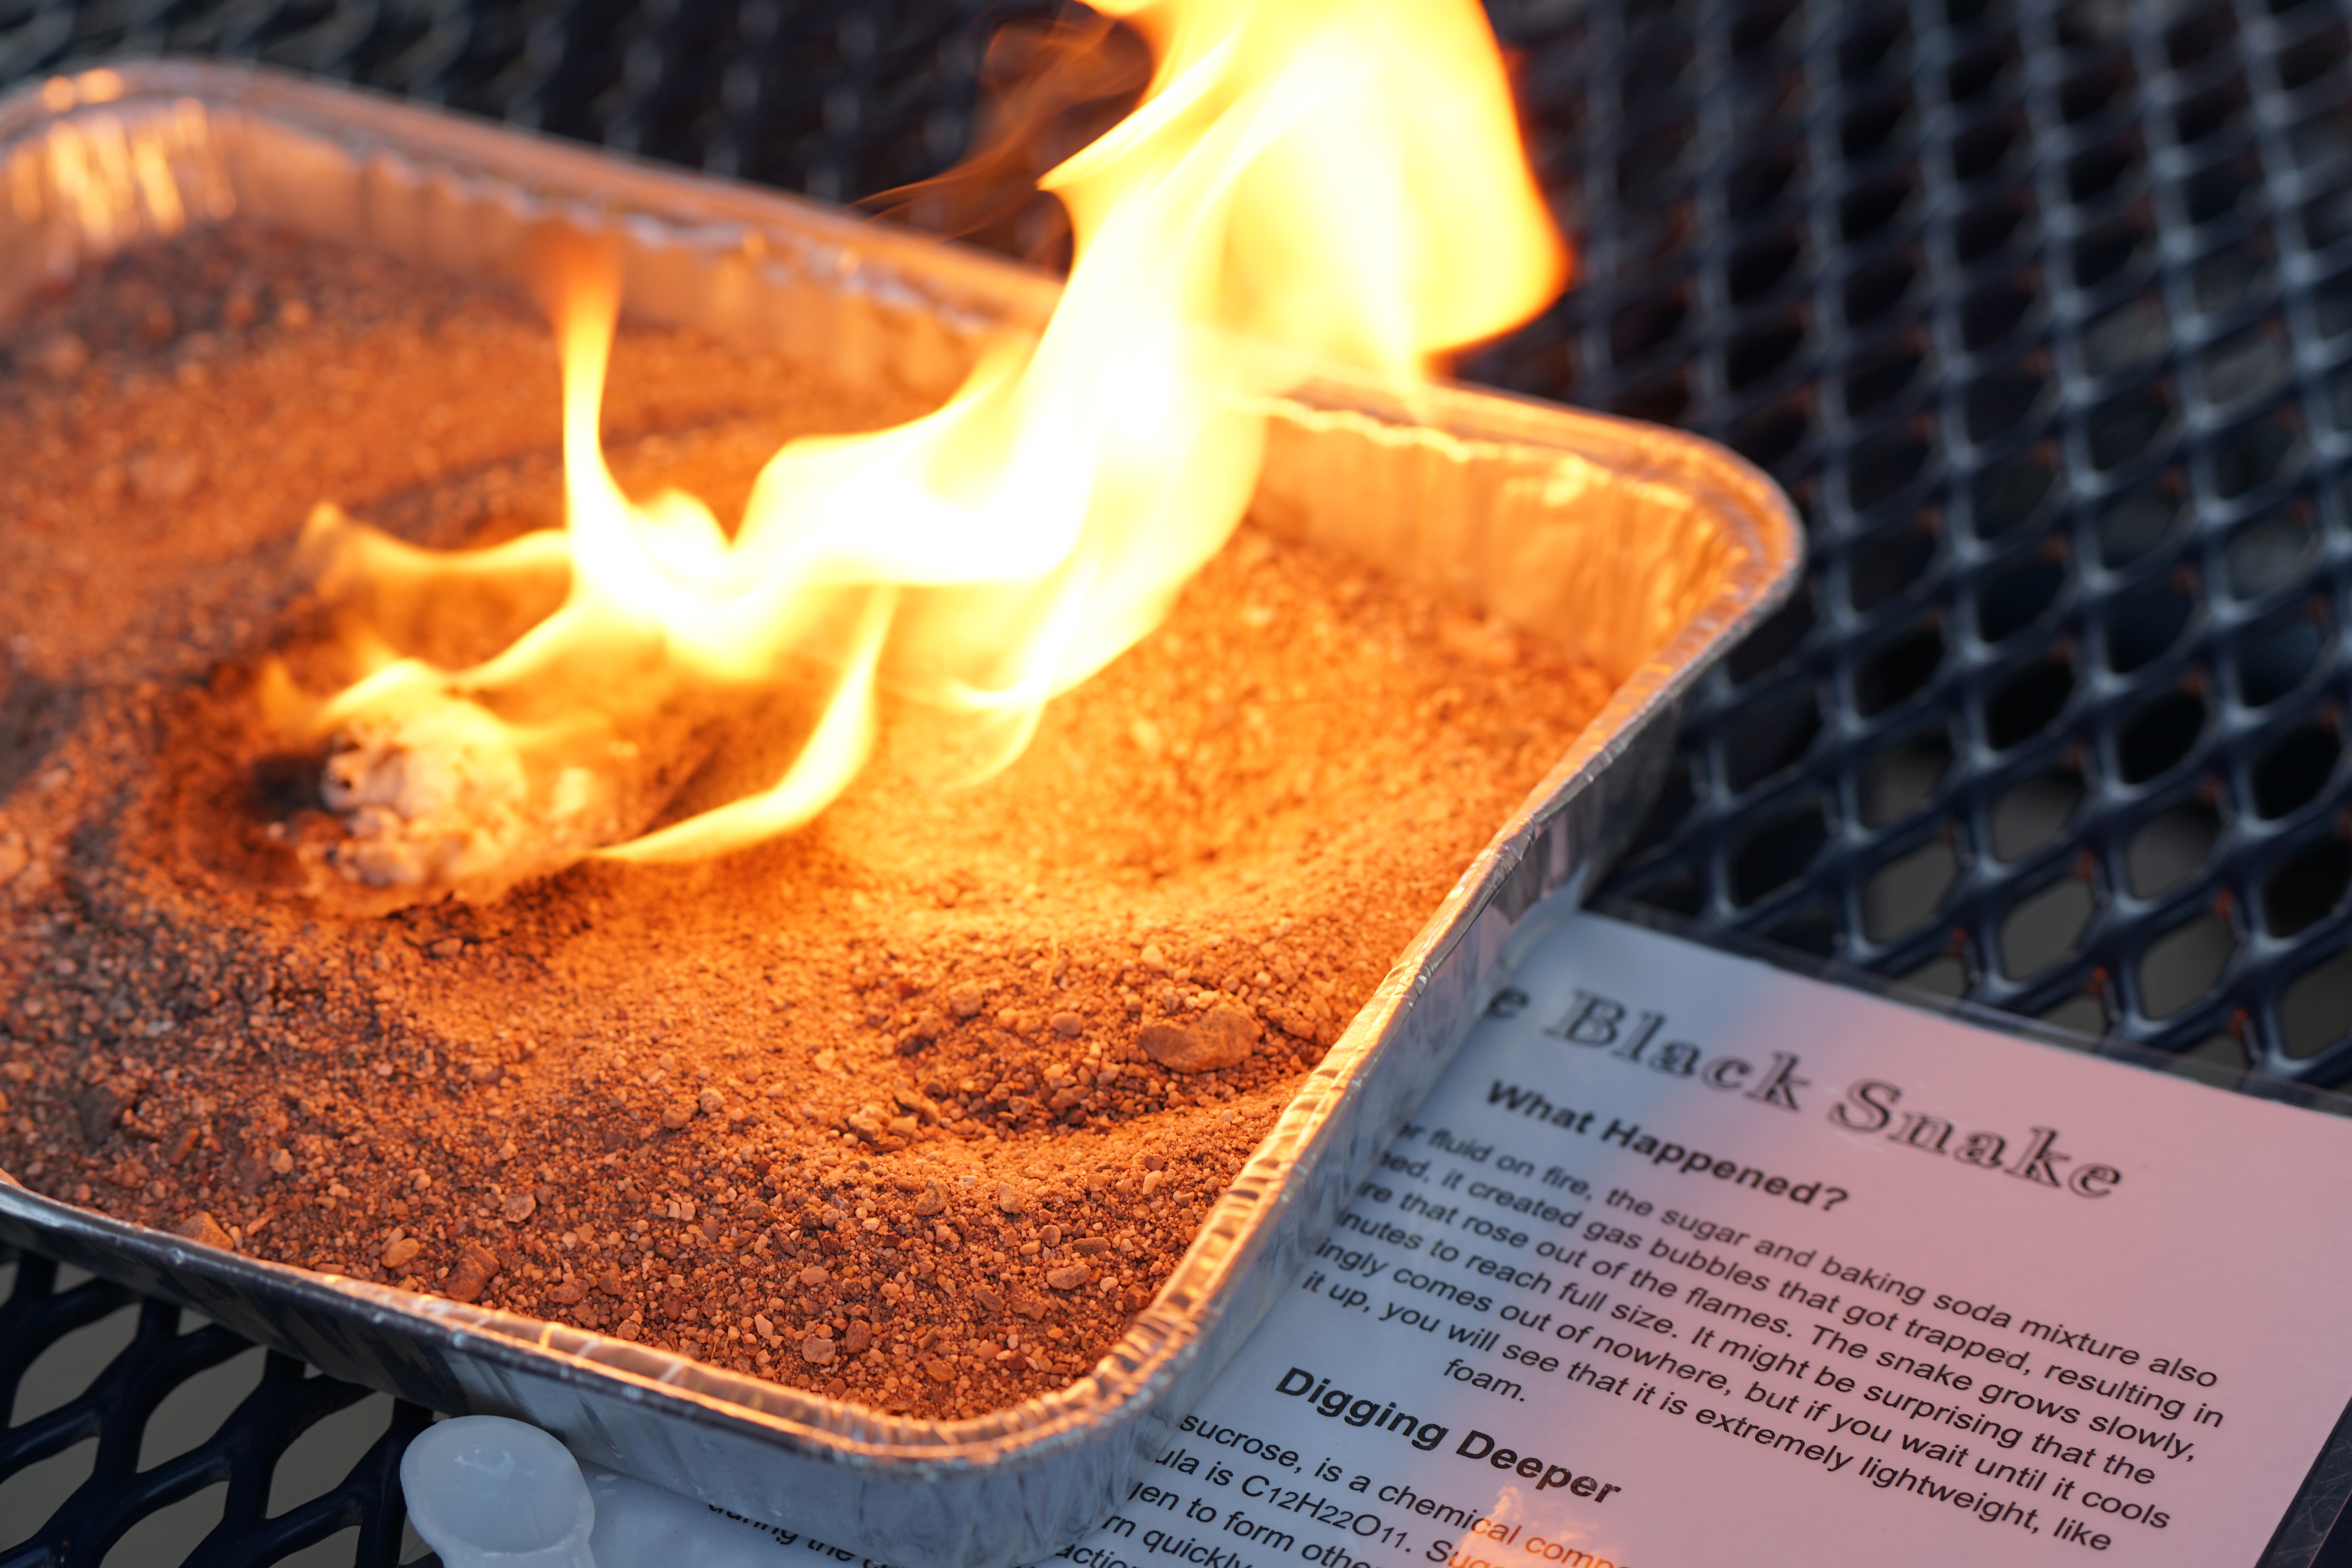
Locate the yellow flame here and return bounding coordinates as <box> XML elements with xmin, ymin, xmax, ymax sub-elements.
<box><xmin>291</xmin><ymin>0</ymin><xmax>1566</xmax><ymax>895</ymax></box>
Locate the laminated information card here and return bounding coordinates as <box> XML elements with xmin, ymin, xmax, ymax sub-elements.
<box><xmin>742</xmin><ymin>913</ymin><xmax>2352</xmax><ymax>1567</ymax></box>
<box><xmin>1051</xmin><ymin>913</ymin><xmax>2352</xmax><ymax>1568</ymax></box>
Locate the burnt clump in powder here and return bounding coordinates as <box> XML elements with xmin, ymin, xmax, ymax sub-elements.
<box><xmin>0</xmin><ymin>225</ymin><xmax>1611</xmax><ymax>1419</ymax></box>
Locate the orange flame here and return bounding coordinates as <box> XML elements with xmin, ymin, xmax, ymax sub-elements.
<box><xmin>282</xmin><ymin>0</ymin><xmax>1567</xmax><ymax>898</ymax></box>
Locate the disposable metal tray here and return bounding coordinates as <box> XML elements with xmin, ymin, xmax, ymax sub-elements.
<box><xmin>0</xmin><ymin>61</ymin><xmax>1802</xmax><ymax>1568</ymax></box>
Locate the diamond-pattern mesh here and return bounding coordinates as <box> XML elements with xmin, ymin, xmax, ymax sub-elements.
<box><xmin>10</xmin><ymin>0</ymin><xmax>2352</xmax><ymax>1555</ymax></box>
<box><xmin>1469</xmin><ymin>0</ymin><xmax>2352</xmax><ymax>1085</ymax></box>
<box><xmin>0</xmin><ymin>0</ymin><xmax>1003</xmax><ymax>203</ymax></box>
<box><xmin>0</xmin><ymin>1248</ymin><xmax>430</xmax><ymax>1565</ymax></box>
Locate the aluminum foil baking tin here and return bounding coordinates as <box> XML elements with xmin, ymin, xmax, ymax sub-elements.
<box><xmin>0</xmin><ymin>61</ymin><xmax>1803</xmax><ymax>1568</ymax></box>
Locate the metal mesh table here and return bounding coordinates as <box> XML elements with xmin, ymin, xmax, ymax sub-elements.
<box><xmin>1476</xmin><ymin>0</ymin><xmax>2352</xmax><ymax>1088</ymax></box>
<box><xmin>6</xmin><ymin>0</ymin><xmax>2352</xmax><ymax>1561</ymax></box>
<box><xmin>0</xmin><ymin>1246</ymin><xmax>429</xmax><ymax>1565</ymax></box>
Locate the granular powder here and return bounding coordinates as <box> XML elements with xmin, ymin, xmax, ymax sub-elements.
<box><xmin>0</xmin><ymin>226</ymin><xmax>1610</xmax><ymax>1418</ymax></box>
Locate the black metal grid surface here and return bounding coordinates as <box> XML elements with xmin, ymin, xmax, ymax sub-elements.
<box><xmin>0</xmin><ymin>1247</ymin><xmax>430</xmax><ymax>1566</ymax></box>
<box><xmin>1470</xmin><ymin>0</ymin><xmax>2352</xmax><ymax>1084</ymax></box>
<box><xmin>0</xmin><ymin>0</ymin><xmax>1008</xmax><ymax>202</ymax></box>
<box><xmin>11</xmin><ymin>0</ymin><xmax>2352</xmax><ymax>1559</ymax></box>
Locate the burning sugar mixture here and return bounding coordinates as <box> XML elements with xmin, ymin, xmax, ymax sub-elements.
<box><xmin>0</xmin><ymin>227</ymin><xmax>1609</xmax><ymax>1418</ymax></box>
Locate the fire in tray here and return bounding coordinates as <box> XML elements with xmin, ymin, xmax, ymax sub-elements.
<box><xmin>256</xmin><ymin>0</ymin><xmax>1569</xmax><ymax>905</ymax></box>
